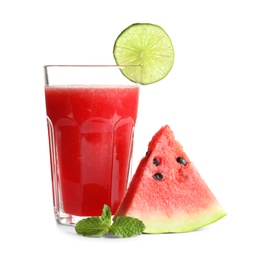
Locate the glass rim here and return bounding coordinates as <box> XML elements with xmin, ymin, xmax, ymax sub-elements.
<box><xmin>44</xmin><ymin>65</ymin><xmax>140</xmax><ymax>86</ymax></box>
<box><xmin>43</xmin><ymin>64</ymin><xmax>140</xmax><ymax>69</ymax></box>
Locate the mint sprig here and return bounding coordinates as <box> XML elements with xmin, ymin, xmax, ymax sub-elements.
<box><xmin>75</xmin><ymin>204</ymin><xmax>145</xmax><ymax>238</ymax></box>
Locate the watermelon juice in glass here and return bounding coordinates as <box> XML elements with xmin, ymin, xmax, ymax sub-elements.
<box><xmin>44</xmin><ymin>65</ymin><xmax>139</xmax><ymax>225</ymax></box>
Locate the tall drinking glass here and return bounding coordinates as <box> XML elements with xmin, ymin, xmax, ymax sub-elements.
<box><xmin>44</xmin><ymin>65</ymin><xmax>139</xmax><ymax>225</ymax></box>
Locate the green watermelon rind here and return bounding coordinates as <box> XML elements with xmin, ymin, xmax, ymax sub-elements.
<box><xmin>128</xmin><ymin>204</ymin><xmax>226</xmax><ymax>233</ymax></box>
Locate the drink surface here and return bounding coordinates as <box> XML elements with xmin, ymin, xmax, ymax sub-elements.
<box><xmin>45</xmin><ymin>84</ymin><xmax>139</xmax><ymax>216</ymax></box>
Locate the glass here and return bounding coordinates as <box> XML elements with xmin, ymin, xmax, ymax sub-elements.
<box><xmin>44</xmin><ymin>65</ymin><xmax>139</xmax><ymax>225</ymax></box>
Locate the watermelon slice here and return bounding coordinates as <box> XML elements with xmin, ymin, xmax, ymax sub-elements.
<box><xmin>114</xmin><ymin>125</ymin><xmax>226</xmax><ymax>233</ymax></box>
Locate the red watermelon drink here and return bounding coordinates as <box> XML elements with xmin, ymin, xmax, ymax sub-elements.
<box><xmin>44</xmin><ymin>65</ymin><xmax>139</xmax><ymax>225</ymax></box>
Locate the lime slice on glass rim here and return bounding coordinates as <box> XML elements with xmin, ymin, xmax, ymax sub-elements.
<box><xmin>113</xmin><ymin>23</ymin><xmax>174</xmax><ymax>85</ymax></box>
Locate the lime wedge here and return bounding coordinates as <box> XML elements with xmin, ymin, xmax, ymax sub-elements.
<box><xmin>113</xmin><ymin>23</ymin><xmax>174</xmax><ymax>85</ymax></box>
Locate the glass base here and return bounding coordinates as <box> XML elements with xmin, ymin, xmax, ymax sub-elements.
<box><xmin>54</xmin><ymin>207</ymin><xmax>91</xmax><ymax>226</ymax></box>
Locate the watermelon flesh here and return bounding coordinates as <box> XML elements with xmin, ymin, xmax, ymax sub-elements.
<box><xmin>114</xmin><ymin>125</ymin><xmax>226</xmax><ymax>233</ymax></box>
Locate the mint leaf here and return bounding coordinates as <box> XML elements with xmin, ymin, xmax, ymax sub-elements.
<box><xmin>75</xmin><ymin>205</ymin><xmax>145</xmax><ymax>238</ymax></box>
<box><xmin>110</xmin><ymin>216</ymin><xmax>146</xmax><ymax>238</ymax></box>
<box><xmin>100</xmin><ymin>204</ymin><xmax>112</xmax><ymax>226</ymax></box>
<box><xmin>75</xmin><ymin>217</ymin><xmax>109</xmax><ymax>237</ymax></box>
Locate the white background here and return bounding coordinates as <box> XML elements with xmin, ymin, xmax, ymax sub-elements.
<box><xmin>1</xmin><ymin>0</ymin><xmax>257</xmax><ymax>259</ymax></box>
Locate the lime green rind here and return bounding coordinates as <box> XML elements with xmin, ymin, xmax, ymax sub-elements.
<box><xmin>113</xmin><ymin>23</ymin><xmax>174</xmax><ymax>85</ymax></box>
<box><xmin>140</xmin><ymin>205</ymin><xmax>226</xmax><ymax>234</ymax></box>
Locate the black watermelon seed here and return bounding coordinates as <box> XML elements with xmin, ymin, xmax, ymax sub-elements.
<box><xmin>153</xmin><ymin>173</ymin><xmax>164</xmax><ymax>181</ymax></box>
<box><xmin>153</xmin><ymin>158</ymin><xmax>160</xmax><ymax>166</ymax></box>
<box><xmin>176</xmin><ymin>157</ymin><xmax>187</xmax><ymax>166</ymax></box>
<box><xmin>146</xmin><ymin>151</ymin><xmax>151</xmax><ymax>158</ymax></box>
